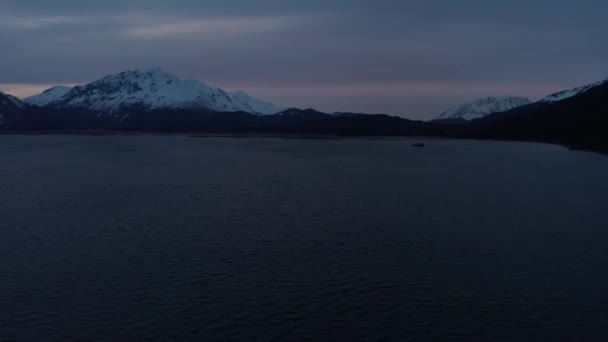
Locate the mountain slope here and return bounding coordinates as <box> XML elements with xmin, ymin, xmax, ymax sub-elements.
<box><xmin>0</xmin><ymin>91</ymin><xmax>26</xmax><ymax>126</ymax></box>
<box><xmin>540</xmin><ymin>79</ymin><xmax>608</xmax><ymax>103</ymax></box>
<box><xmin>24</xmin><ymin>68</ymin><xmax>282</xmax><ymax>115</ymax></box>
<box><xmin>230</xmin><ymin>90</ymin><xmax>284</xmax><ymax>115</ymax></box>
<box><xmin>437</xmin><ymin>96</ymin><xmax>531</xmax><ymax>121</ymax></box>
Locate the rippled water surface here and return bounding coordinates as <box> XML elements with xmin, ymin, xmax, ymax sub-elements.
<box><xmin>1</xmin><ymin>135</ymin><xmax>608</xmax><ymax>341</ymax></box>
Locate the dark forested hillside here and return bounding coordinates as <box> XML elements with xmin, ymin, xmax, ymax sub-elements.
<box><xmin>469</xmin><ymin>82</ymin><xmax>608</xmax><ymax>151</ymax></box>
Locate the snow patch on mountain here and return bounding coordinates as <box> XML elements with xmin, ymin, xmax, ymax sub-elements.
<box><xmin>437</xmin><ymin>96</ymin><xmax>531</xmax><ymax>121</ymax></box>
<box><xmin>25</xmin><ymin>68</ymin><xmax>282</xmax><ymax>115</ymax></box>
<box><xmin>540</xmin><ymin>79</ymin><xmax>608</xmax><ymax>103</ymax></box>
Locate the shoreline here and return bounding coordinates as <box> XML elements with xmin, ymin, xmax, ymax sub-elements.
<box><xmin>1</xmin><ymin>130</ymin><xmax>606</xmax><ymax>155</ymax></box>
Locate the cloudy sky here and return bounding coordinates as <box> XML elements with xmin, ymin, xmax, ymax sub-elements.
<box><xmin>1</xmin><ymin>0</ymin><xmax>606</xmax><ymax>119</ymax></box>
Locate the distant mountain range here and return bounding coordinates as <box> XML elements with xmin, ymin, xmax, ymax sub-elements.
<box><xmin>435</xmin><ymin>79</ymin><xmax>608</xmax><ymax>122</ymax></box>
<box><xmin>24</xmin><ymin>68</ymin><xmax>283</xmax><ymax>115</ymax></box>
<box><xmin>1</xmin><ymin>70</ymin><xmax>607</xmax><ymax>152</ymax></box>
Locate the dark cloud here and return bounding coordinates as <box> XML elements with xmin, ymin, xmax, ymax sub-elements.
<box><xmin>1</xmin><ymin>0</ymin><xmax>607</xmax><ymax>118</ymax></box>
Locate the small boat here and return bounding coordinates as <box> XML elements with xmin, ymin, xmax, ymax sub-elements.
<box><xmin>412</xmin><ymin>143</ymin><xmax>425</xmax><ymax>148</ymax></box>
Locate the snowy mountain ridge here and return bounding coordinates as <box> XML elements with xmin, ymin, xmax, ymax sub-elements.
<box><xmin>436</xmin><ymin>96</ymin><xmax>531</xmax><ymax>121</ymax></box>
<box><xmin>24</xmin><ymin>68</ymin><xmax>283</xmax><ymax>115</ymax></box>
<box><xmin>540</xmin><ymin>79</ymin><xmax>608</xmax><ymax>103</ymax></box>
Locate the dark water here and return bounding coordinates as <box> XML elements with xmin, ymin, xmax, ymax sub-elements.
<box><xmin>1</xmin><ymin>136</ymin><xmax>608</xmax><ymax>341</ymax></box>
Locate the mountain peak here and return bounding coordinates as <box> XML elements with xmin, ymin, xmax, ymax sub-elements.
<box><xmin>97</xmin><ymin>68</ymin><xmax>180</xmax><ymax>84</ymax></box>
<box><xmin>144</xmin><ymin>67</ymin><xmax>169</xmax><ymax>74</ymax></box>
<box><xmin>231</xmin><ymin>90</ymin><xmax>249</xmax><ymax>98</ymax></box>
<box><xmin>437</xmin><ymin>96</ymin><xmax>531</xmax><ymax>121</ymax></box>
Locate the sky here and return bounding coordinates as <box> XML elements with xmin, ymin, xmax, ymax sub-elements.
<box><xmin>1</xmin><ymin>0</ymin><xmax>607</xmax><ymax>119</ymax></box>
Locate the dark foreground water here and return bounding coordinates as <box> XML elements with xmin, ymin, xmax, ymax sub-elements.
<box><xmin>1</xmin><ymin>136</ymin><xmax>608</xmax><ymax>341</ymax></box>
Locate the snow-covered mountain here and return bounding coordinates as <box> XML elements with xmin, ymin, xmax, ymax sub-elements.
<box><xmin>24</xmin><ymin>86</ymin><xmax>72</xmax><ymax>107</ymax></box>
<box><xmin>436</xmin><ymin>96</ymin><xmax>531</xmax><ymax>121</ymax></box>
<box><xmin>540</xmin><ymin>79</ymin><xmax>608</xmax><ymax>103</ymax></box>
<box><xmin>24</xmin><ymin>68</ymin><xmax>283</xmax><ymax>115</ymax></box>
<box><xmin>0</xmin><ymin>91</ymin><xmax>26</xmax><ymax>125</ymax></box>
